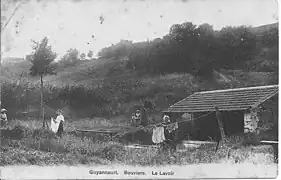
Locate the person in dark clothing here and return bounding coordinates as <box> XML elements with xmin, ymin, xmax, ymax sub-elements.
<box><xmin>57</xmin><ymin>121</ymin><xmax>63</xmax><ymax>137</ymax></box>
<box><xmin>140</xmin><ymin>107</ymin><xmax>148</xmax><ymax>127</ymax></box>
<box><xmin>54</xmin><ymin>110</ymin><xmax>64</xmax><ymax>137</ymax></box>
<box><xmin>135</xmin><ymin>110</ymin><xmax>141</xmax><ymax>125</ymax></box>
<box><xmin>160</xmin><ymin>117</ymin><xmax>178</xmax><ymax>153</ymax></box>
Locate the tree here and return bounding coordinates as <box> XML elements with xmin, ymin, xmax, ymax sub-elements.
<box><xmin>87</xmin><ymin>50</ymin><xmax>93</xmax><ymax>59</ymax></box>
<box><xmin>80</xmin><ymin>53</ymin><xmax>86</xmax><ymax>60</ymax></box>
<box><xmin>217</xmin><ymin>26</ymin><xmax>257</xmax><ymax>68</ymax></box>
<box><xmin>59</xmin><ymin>48</ymin><xmax>80</xmax><ymax>67</ymax></box>
<box><xmin>29</xmin><ymin>37</ymin><xmax>57</xmax><ymax>129</ymax></box>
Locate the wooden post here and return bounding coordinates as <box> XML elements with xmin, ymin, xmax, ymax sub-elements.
<box><xmin>273</xmin><ymin>143</ymin><xmax>278</xmax><ymax>163</ymax></box>
<box><xmin>81</xmin><ymin>131</ymin><xmax>85</xmax><ymax>140</ymax></box>
<box><xmin>215</xmin><ymin>107</ymin><xmax>226</xmax><ymax>144</ymax></box>
<box><xmin>40</xmin><ymin>75</ymin><xmax>45</xmax><ymax>129</ymax></box>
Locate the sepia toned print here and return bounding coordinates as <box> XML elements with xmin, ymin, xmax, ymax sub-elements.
<box><xmin>0</xmin><ymin>0</ymin><xmax>278</xmax><ymax>179</ymax></box>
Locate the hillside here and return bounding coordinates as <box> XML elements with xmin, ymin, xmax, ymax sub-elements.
<box><xmin>1</xmin><ymin>22</ymin><xmax>278</xmax><ymax>119</ymax></box>
<box><xmin>250</xmin><ymin>22</ymin><xmax>278</xmax><ymax>35</ymax></box>
<box><xmin>2</xmin><ymin>23</ymin><xmax>278</xmax><ymax>82</ymax></box>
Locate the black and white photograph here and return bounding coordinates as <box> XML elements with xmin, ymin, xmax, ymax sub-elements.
<box><xmin>0</xmin><ymin>0</ymin><xmax>279</xmax><ymax>179</ymax></box>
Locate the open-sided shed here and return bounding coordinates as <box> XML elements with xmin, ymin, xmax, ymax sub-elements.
<box><xmin>163</xmin><ymin>85</ymin><xmax>278</xmax><ymax>142</ymax></box>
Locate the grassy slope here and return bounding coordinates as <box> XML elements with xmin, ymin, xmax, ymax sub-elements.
<box><xmin>2</xmin><ymin>56</ymin><xmax>277</xmax><ymax>120</ymax></box>
<box><xmin>1</xmin><ymin>23</ymin><xmax>278</xmax><ymax>119</ymax></box>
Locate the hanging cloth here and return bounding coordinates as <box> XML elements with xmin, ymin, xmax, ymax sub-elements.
<box><xmin>152</xmin><ymin>126</ymin><xmax>165</xmax><ymax>144</ymax></box>
<box><xmin>167</xmin><ymin>122</ymin><xmax>179</xmax><ymax>133</ymax></box>
<box><xmin>50</xmin><ymin>118</ymin><xmax>59</xmax><ymax>133</ymax></box>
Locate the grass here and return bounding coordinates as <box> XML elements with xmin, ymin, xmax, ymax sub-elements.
<box><xmin>8</xmin><ymin>118</ymin><xmax>130</xmax><ymax>132</ymax></box>
<box><xmin>2</xmin><ymin>55</ymin><xmax>277</xmax><ymax>120</ymax></box>
<box><xmin>0</xmin><ymin>119</ymin><xmax>277</xmax><ymax>168</ymax></box>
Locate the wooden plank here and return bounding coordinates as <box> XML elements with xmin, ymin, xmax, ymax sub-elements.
<box><xmin>215</xmin><ymin>107</ymin><xmax>226</xmax><ymax>144</ymax></box>
<box><xmin>260</xmin><ymin>140</ymin><xmax>278</xmax><ymax>144</ymax></box>
<box><xmin>124</xmin><ymin>144</ymin><xmax>159</xmax><ymax>149</ymax></box>
<box><xmin>252</xmin><ymin>90</ymin><xmax>278</xmax><ymax>108</ymax></box>
<box><xmin>182</xmin><ymin>140</ymin><xmax>217</xmax><ymax>145</ymax></box>
<box><xmin>76</xmin><ymin>129</ymin><xmax>120</xmax><ymax>133</ymax></box>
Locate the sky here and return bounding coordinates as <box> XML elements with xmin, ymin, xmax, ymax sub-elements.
<box><xmin>1</xmin><ymin>0</ymin><xmax>279</xmax><ymax>59</ymax></box>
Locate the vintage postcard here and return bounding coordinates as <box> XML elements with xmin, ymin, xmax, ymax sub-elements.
<box><xmin>0</xmin><ymin>0</ymin><xmax>279</xmax><ymax>179</ymax></box>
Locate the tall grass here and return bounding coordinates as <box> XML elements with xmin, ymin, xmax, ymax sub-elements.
<box><xmin>0</xmin><ymin>123</ymin><xmax>276</xmax><ymax>166</ymax></box>
<box><xmin>1</xmin><ymin>73</ymin><xmax>197</xmax><ymax>119</ymax></box>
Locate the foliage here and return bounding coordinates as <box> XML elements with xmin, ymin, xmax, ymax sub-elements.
<box><xmin>58</xmin><ymin>48</ymin><xmax>80</xmax><ymax>68</ymax></box>
<box><xmin>1</xmin><ymin>81</ymin><xmax>113</xmax><ymax>119</ymax></box>
<box><xmin>97</xmin><ymin>22</ymin><xmax>278</xmax><ymax>78</ymax></box>
<box><xmin>87</xmin><ymin>50</ymin><xmax>94</xmax><ymax>59</ymax></box>
<box><xmin>2</xmin><ymin>67</ymin><xmax>277</xmax><ymax>120</ymax></box>
<box><xmin>80</xmin><ymin>53</ymin><xmax>86</xmax><ymax>60</ymax></box>
<box><xmin>98</xmin><ymin>40</ymin><xmax>134</xmax><ymax>59</ymax></box>
<box><xmin>1</xmin><ymin>22</ymin><xmax>278</xmax><ymax>120</ymax></box>
<box><xmin>27</xmin><ymin>36</ymin><xmax>57</xmax><ymax>128</ymax></box>
<box><xmin>28</xmin><ymin>37</ymin><xmax>57</xmax><ymax>77</ymax></box>
<box><xmin>1</xmin><ymin>0</ymin><xmax>23</xmax><ymax>33</ymax></box>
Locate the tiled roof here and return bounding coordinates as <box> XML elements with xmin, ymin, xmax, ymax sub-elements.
<box><xmin>164</xmin><ymin>85</ymin><xmax>278</xmax><ymax>113</ymax></box>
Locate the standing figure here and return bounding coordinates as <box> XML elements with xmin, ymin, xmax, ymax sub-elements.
<box><xmin>55</xmin><ymin>110</ymin><xmax>65</xmax><ymax>137</ymax></box>
<box><xmin>0</xmin><ymin>108</ymin><xmax>8</xmax><ymax>128</ymax></box>
<box><xmin>135</xmin><ymin>110</ymin><xmax>141</xmax><ymax>125</ymax></box>
<box><xmin>140</xmin><ymin>107</ymin><xmax>148</xmax><ymax>127</ymax></box>
<box><xmin>131</xmin><ymin>113</ymin><xmax>136</xmax><ymax>124</ymax></box>
<box><xmin>163</xmin><ymin>113</ymin><xmax>171</xmax><ymax>123</ymax></box>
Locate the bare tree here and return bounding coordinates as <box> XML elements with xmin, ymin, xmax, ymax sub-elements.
<box><xmin>1</xmin><ymin>0</ymin><xmax>23</xmax><ymax>109</ymax></box>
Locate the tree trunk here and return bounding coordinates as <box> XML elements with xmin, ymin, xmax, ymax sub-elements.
<box><xmin>40</xmin><ymin>75</ymin><xmax>46</xmax><ymax>129</ymax></box>
<box><xmin>0</xmin><ymin>63</ymin><xmax>2</xmax><ymax>109</ymax></box>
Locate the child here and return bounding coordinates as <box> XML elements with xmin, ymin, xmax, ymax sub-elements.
<box><xmin>0</xmin><ymin>108</ymin><xmax>8</xmax><ymax>128</ymax></box>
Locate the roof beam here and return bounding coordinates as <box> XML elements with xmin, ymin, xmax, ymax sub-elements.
<box><xmin>251</xmin><ymin>90</ymin><xmax>278</xmax><ymax>109</ymax></box>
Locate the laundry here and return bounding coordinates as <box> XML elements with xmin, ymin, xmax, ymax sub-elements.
<box><xmin>50</xmin><ymin>118</ymin><xmax>59</xmax><ymax>133</ymax></box>
<box><xmin>152</xmin><ymin>126</ymin><xmax>165</xmax><ymax>144</ymax></box>
<box><xmin>166</xmin><ymin>122</ymin><xmax>178</xmax><ymax>133</ymax></box>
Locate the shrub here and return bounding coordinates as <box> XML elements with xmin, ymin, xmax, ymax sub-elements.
<box><xmin>95</xmin><ymin>143</ymin><xmax>127</xmax><ymax>162</ymax></box>
<box><xmin>0</xmin><ymin>126</ymin><xmax>25</xmax><ymax>140</ymax></box>
<box><xmin>32</xmin><ymin>128</ymin><xmax>57</xmax><ymax>140</ymax></box>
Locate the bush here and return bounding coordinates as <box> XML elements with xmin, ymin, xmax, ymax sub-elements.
<box><xmin>0</xmin><ymin>126</ymin><xmax>25</xmax><ymax>140</ymax></box>
<box><xmin>32</xmin><ymin>128</ymin><xmax>57</xmax><ymax>140</ymax></box>
<box><xmin>95</xmin><ymin>143</ymin><xmax>127</xmax><ymax>162</ymax></box>
<box><xmin>34</xmin><ymin>139</ymin><xmax>68</xmax><ymax>153</ymax></box>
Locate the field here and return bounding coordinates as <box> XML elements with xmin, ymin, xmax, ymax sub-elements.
<box><xmin>0</xmin><ymin>119</ymin><xmax>277</xmax><ymax>178</ymax></box>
